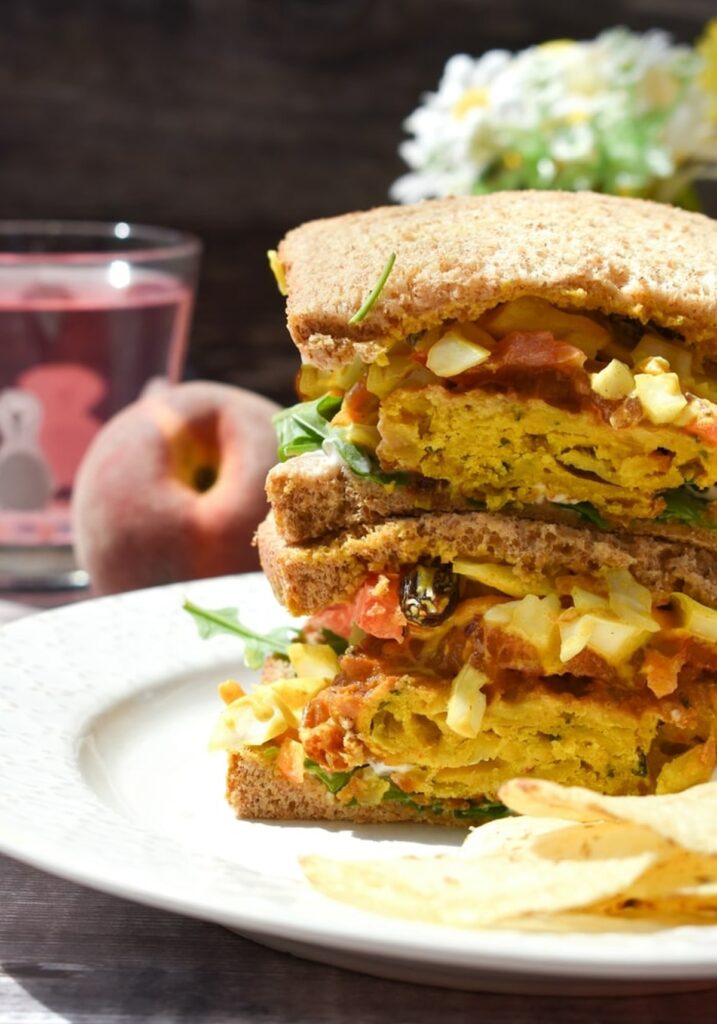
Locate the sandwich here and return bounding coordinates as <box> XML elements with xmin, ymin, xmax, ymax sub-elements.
<box><xmin>196</xmin><ymin>191</ymin><xmax>717</xmax><ymax>825</ymax></box>
<box><xmin>268</xmin><ymin>191</ymin><xmax>717</xmax><ymax>546</ymax></box>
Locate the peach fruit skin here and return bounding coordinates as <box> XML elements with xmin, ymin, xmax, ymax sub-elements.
<box><xmin>72</xmin><ymin>381</ymin><xmax>281</xmax><ymax>594</ymax></box>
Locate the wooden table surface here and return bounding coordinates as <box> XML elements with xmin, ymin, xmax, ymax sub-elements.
<box><xmin>2</xmin><ymin>593</ymin><xmax>716</xmax><ymax>1022</ymax></box>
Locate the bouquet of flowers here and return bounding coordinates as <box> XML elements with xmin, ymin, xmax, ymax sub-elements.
<box><xmin>391</xmin><ymin>23</ymin><xmax>717</xmax><ymax>207</ymax></box>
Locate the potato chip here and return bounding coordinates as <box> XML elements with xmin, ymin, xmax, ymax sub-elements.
<box><xmin>301</xmin><ymin>820</ymin><xmax>664</xmax><ymax>929</ymax></box>
<box><xmin>623</xmin><ymin>851</ymin><xmax>717</xmax><ymax>899</ymax></box>
<box><xmin>653</xmin><ymin>883</ymin><xmax>717</xmax><ymax>917</ymax></box>
<box><xmin>498</xmin><ymin>778</ymin><xmax>717</xmax><ymax>855</ymax></box>
<box><xmin>302</xmin><ymin>779</ymin><xmax>717</xmax><ymax>932</ymax></box>
<box><xmin>460</xmin><ymin>814</ymin><xmax>572</xmax><ymax>856</ymax></box>
<box><xmin>591</xmin><ymin>863</ymin><xmax>717</xmax><ymax>920</ymax></box>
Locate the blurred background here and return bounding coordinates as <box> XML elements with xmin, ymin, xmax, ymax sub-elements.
<box><xmin>1</xmin><ymin>0</ymin><xmax>714</xmax><ymax>408</ymax></box>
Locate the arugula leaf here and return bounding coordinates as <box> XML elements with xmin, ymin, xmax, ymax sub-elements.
<box><xmin>273</xmin><ymin>393</ymin><xmax>342</xmax><ymax>462</ymax></box>
<box><xmin>383</xmin><ymin>783</ymin><xmax>511</xmax><ymax>822</ymax></box>
<box><xmin>382</xmin><ymin>782</ymin><xmax>443</xmax><ymax>815</ymax></box>
<box><xmin>551</xmin><ymin>501</ymin><xmax>609</xmax><ymax>530</ymax></box>
<box><xmin>304</xmin><ymin>759</ymin><xmax>355</xmax><ymax>794</ymax></box>
<box><xmin>273</xmin><ymin>392</ymin><xmax>407</xmax><ymax>486</ymax></box>
<box><xmin>453</xmin><ymin>801</ymin><xmax>512</xmax><ymax>821</ymax></box>
<box><xmin>320</xmin><ymin>628</ymin><xmax>350</xmax><ymax>656</ymax></box>
<box><xmin>657</xmin><ymin>486</ymin><xmax>717</xmax><ymax>530</ymax></box>
<box><xmin>273</xmin><ymin>393</ymin><xmax>370</xmax><ymax>471</ymax></box>
<box><xmin>382</xmin><ymin>781</ymin><xmax>425</xmax><ymax>811</ymax></box>
<box><xmin>307</xmin><ymin>769</ymin><xmax>511</xmax><ymax>821</ymax></box>
<box><xmin>183</xmin><ymin>599</ymin><xmax>300</xmax><ymax>669</ymax></box>
<box><xmin>348</xmin><ymin>252</ymin><xmax>396</xmax><ymax>325</ymax></box>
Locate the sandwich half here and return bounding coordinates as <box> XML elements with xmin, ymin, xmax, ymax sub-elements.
<box><xmin>214</xmin><ymin>509</ymin><xmax>717</xmax><ymax>823</ymax></box>
<box><xmin>207</xmin><ymin>191</ymin><xmax>717</xmax><ymax>824</ymax></box>
<box><xmin>269</xmin><ymin>190</ymin><xmax>717</xmax><ymax>548</ymax></box>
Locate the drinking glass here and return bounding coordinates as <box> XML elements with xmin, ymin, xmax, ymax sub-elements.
<box><xmin>0</xmin><ymin>221</ymin><xmax>201</xmax><ymax>590</ymax></box>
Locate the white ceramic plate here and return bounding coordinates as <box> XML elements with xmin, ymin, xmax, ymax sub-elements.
<box><xmin>2</xmin><ymin>573</ymin><xmax>717</xmax><ymax>996</ymax></box>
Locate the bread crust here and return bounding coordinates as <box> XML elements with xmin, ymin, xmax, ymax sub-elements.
<box><xmin>226</xmin><ymin>750</ymin><xmax>457</xmax><ymax>825</ymax></box>
<box><xmin>277</xmin><ymin>192</ymin><xmax>717</xmax><ymax>369</ymax></box>
<box><xmin>266</xmin><ymin>451</ymin><xmax>717</xmax><ymax>553</ymax></box>
<box><xmin>265</xmin><ymin>453</ymin><xmax>464</xmax><ymax>543</ymax></box>
<box><xmin>257</xmin><ymin>508</ymin><xmax>717</xmax><ymax>616</ymax></box>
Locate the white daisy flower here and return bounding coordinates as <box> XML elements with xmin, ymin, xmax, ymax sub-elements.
<box><xmin>389</xmin><ymin>23</ymin><xmax>717</xmax><ymax>207</ymax></box>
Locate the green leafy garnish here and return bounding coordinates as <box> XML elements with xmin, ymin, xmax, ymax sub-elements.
<box><xmin>551</xmin><ymin>501</ymin><xmax>609</xmax><ymax>530</ymax></box>
<box><xmin>306</xmin><ymin>768</ymin><xmax>513</xmax><ymax>821</ymax></box>
<box><xmin>274</xmin><ymin>393</ymin><xmax>343</xmax><ymax>461</ymax></box>
<box><xmin>273</xmin><ymin>392</ymin><xmax>407</xmax><ymax>485</ymax></box>
<box><xmin>657</xmin><ymin>486</ymin><xmax>717</xmax><ymax>530</ymax></box>
<box><xmin>382</xmin><ymin>783</ymin><xmax>509</xmax><ymax>822</ymax></box>
<box><xmin>304</xmin><ymin>759</ymin><xmax>355</xmax><ymax>794</ymax></box>
<box><xmin>320</xmin><ymin>628</ymin><xmax>350</xmax><ymax>656</ymax></box>
<box><xmin>453</xmin><ymin>801</ymin><xmax>512</xmax><ymax>821</ymax></box>
<box><xmin>183</xmin><ymin>599</ymin><xmax>300</xmax><ymax>669</ymax></box>
<box><xmin>382</xmin><ymin>783</ymin><xmax>444</xmax><ymax>815</ymax></box>
<box><xmin>348</xmin><ymin>252</ymin><xmax>396</xmax><ymax>325</ymax></box>
<box><xmin>274</xmin><ymin>393</ymin><xmax>373</xmax><ymax>475</ymax></box>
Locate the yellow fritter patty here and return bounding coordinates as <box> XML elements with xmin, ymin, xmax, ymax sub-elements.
<box><xmin>301</xmin><ymin>663</ymin><xmax>717</xmax><ymax>801</ymax></box>
<box><xmin>377</xmin><ymin>387</ymin><xmax>717</xmax><ymax>521</ymax></box>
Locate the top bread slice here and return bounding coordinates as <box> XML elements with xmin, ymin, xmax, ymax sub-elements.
<box><xmin>277</xmin><ymin>191</ymin><xmax>717</xmax><ymax>369</ymax></box>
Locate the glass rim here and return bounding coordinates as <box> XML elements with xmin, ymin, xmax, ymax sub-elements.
<box><xmin>0</xmin><ymin>219</ymin><xmax>202</xmax><ymax>264</ymax></box>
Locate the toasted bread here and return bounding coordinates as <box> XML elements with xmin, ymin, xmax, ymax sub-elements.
<box><xmin>278</xmin><ymin>192</ymin><xmax>717</xmax><ymax>369</ymax></box>
<box><xmin>256</xmin><ymin>508</ymin><xmax>717</xmax><ymax>616</ymax></box>
<box><xmin>266</xmin><ymin>451</ymin><xmax>717</xmax><ymax>553</ymax></box>
<box><xmin>226</xmin><ymin>749</ymin><xmax>455</xmax><ymax>825</ymax></box>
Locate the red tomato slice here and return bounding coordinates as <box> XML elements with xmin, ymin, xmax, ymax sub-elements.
<box><xmin>489</xmin><ymin>331</ymin><xmax>586</xmax><ymax>371</ymax></box>
<box><xmin>308</xmin><ymin>603</ymin><xmax>355</xmax><ymax>639</ymax></box>
<box><xmin>308</xmin><ymin>573</ymin><xmax>407</xmax><ymax>642</ymax></box>
<box><xmin>352</xmin><ymin>573</ymin><xmax>407</xmax><ymax>641</ymax></box>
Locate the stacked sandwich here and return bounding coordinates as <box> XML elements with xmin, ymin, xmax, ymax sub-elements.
<box><xmin>213</xmin><ymin>190</ymin><xmax>717</xmax><ymax>824</ymax></box>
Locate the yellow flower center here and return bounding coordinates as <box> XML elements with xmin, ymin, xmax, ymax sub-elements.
<box><xmin>502</xmin><ymin>151</ymin><xmax>523</xmax><ymax>170</ymax></box>
<box><xmin>453</xmin><ymin>87</ymin><xmax>489</xmax><ymax>119</ymax></box>
<box><xmin>564</xmin><ymin>109</ymin><xmax>589</xmax><ymax>125</ymax></box>
<box><xmin>538</xmin><ymin>39</ymin><xmax>576</xmax><ymax>53</ymax></box>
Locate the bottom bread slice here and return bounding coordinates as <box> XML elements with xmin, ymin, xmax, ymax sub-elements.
<box><xmin>226</xmin><ymin>749</ymin><xmax>455</xmax><ymax>826</ymax></box>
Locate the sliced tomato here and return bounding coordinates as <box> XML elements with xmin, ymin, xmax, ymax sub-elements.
<box><xmin>308</xmin><ymin>573</ymin><xmax>407</xmax><ymax>642</ymax></box>
<box><xmin>307</xmin><ymin>603</ymin><xmax>355</xmax><ymax>640</ymax></box>
<box><xmin>352</xmin><ymin>573</ymin><xmax>407</xmax><ymax>641</ymax></box>
<box><xmin>456</xmin><ymin>331</ymin><xmax>591</xmax><ymax>407</ymax></box>
<box><xmin>488</xmin><ymin>331</ymin><xmax>587</xmax><ymax>372</ymax></box>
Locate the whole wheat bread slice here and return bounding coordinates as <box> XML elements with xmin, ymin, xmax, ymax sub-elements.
<box><xmin>256</xmin><ymin>508</ymin><xmax>717</xmax><ymax>616</ymax></box>
<box><xmin>277</xmin><ymin>191</ymin><xmax>717</xmax><ymax>369</ymax></box>
<box><xmin>266</xmin><ymin>451</ymin><xmax>717</xmax><ymax>553</ymax></box>
<box><xmin>226</xmin><ymin>750</ymin><xmax>453</xmax><ymax>825</ymax></box>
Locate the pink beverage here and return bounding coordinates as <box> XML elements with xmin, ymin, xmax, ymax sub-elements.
<box><xmin>0</xmin><ymin>223</ymin><xmax>200</xmax><ymax>588</ymax></box>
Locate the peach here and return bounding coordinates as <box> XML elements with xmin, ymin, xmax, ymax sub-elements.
<box><xmin>72</xmin><ymin>381</ymin><xmax>280</xmax><ymax>594</ymax></box>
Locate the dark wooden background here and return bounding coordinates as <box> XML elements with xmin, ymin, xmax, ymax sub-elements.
<box><xmin>0</xmin><ymin>0</ymin><xmax>714</xmax><ymax>406</ymax></box>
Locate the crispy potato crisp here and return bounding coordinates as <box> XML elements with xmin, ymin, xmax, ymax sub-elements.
<box><xmin>301</xmin><ymin>780</ymin><xmax>717</xmax><ymax>931</ymax></box>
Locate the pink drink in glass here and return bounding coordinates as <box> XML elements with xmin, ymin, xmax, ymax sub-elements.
<box><xmin>0</xmin><ymin>223</ymin><xmax>200</xmax><ymax>588</ymax></box>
